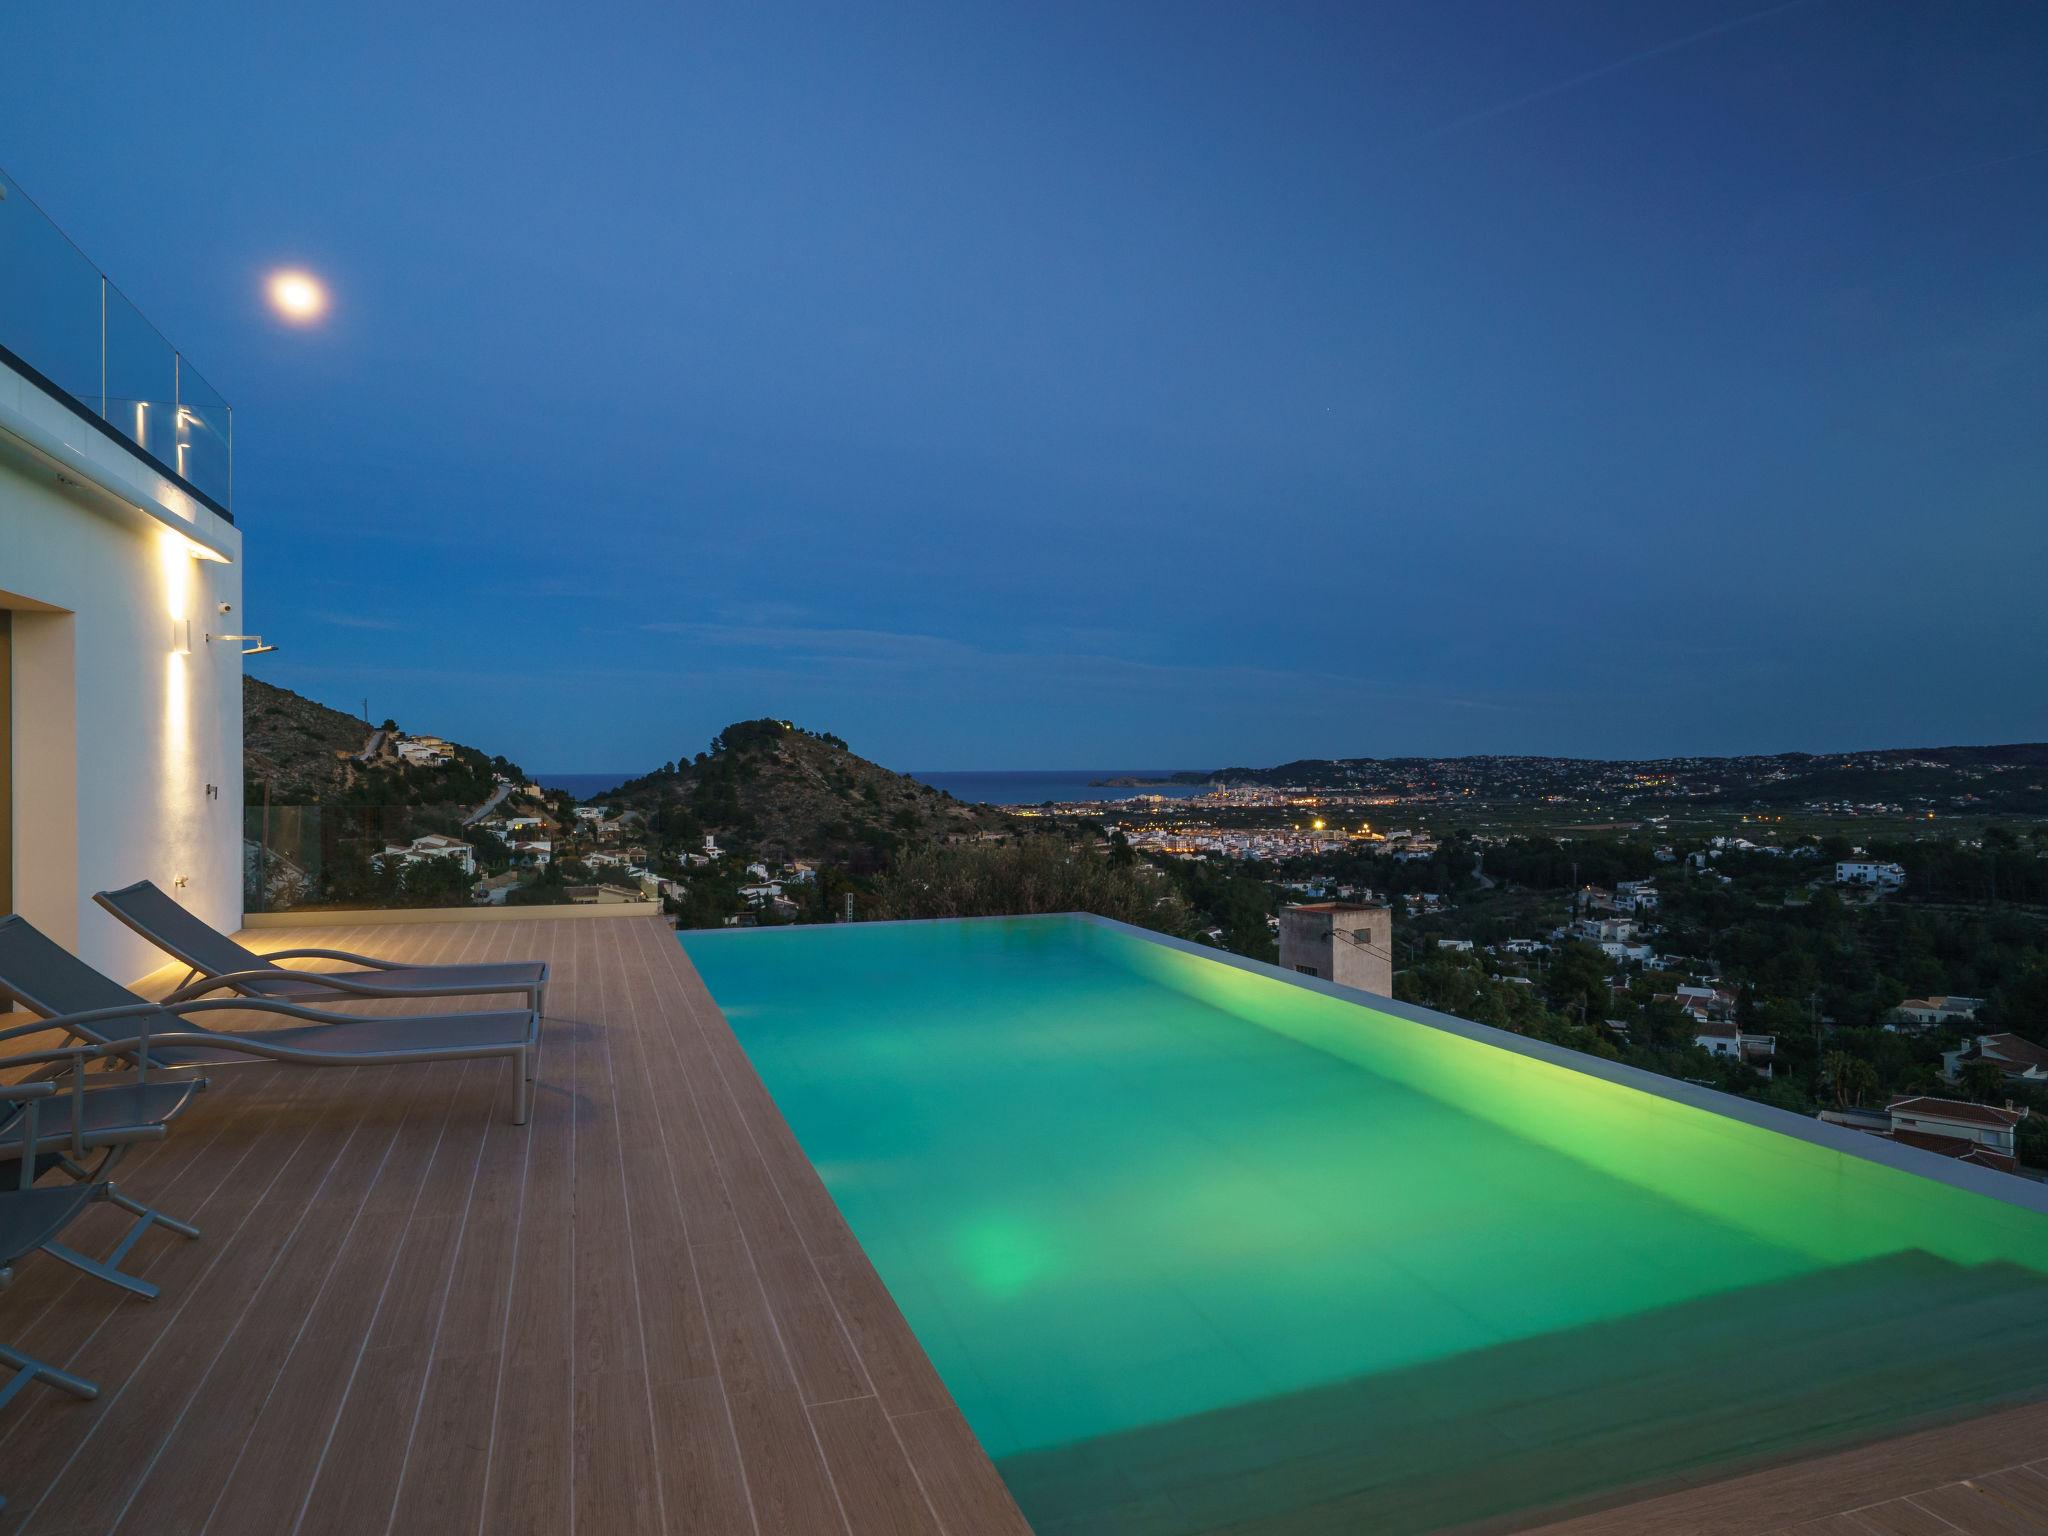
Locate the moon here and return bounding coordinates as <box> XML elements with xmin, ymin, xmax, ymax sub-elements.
<box><xmin>266</xmin><ymin>269</ymin><xmax>329</xmax><ymax>323</ymax></box>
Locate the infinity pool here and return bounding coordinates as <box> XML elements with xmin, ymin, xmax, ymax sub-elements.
<box><xmin>681</xmin><ymin>916</ymin><xmax>2048</xmax><ymax>1534</ymax></box>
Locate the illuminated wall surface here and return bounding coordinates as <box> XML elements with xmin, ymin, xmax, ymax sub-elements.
<box><xmin>683</xmin><ymin>917</ymin><xmax>2048</xmax><ymax>1534</ymax></box>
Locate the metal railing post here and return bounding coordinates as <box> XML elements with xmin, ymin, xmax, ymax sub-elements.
<box><xmin>98</xmin><ymin>274</ymin><xmax>107</xmax><ymax>417</ymax></box>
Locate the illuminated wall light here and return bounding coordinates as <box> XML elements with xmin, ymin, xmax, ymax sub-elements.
<box><xmin>170</xmin><ymin>618</ymin><xmax>192</xmax><ymax>655</ymax></box>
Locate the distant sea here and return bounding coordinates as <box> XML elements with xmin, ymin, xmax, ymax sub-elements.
<box><xmin>910</xmin><ymin>769</ymin><xmax>1211</xmax><ymax>806</ymax></box>
<box><xmin>534</xmin><ymin>771</ymin><xmax>641</xmax><ymax>800</ymax></box>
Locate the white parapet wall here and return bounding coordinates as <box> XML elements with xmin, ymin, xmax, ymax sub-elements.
<box><xmin>0</xmin><ymin>355</ymin><xmax>244</xmax><ymax>984</ymax></box>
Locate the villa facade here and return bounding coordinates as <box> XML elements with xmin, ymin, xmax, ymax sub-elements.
<box><xmin>0</xmin><ymin>165</ymin><xmax>244</xmax><ymax>982</ymax></box>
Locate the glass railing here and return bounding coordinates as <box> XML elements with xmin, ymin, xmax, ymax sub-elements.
<box><xmin>0</xmin><ymin>165</ymin><xmax>233</xmax><ymax>515</ymax></box>
<box><xmin>246</xmin><ymin>803</ymin><xmax>657</xmax><ymax>913</ymax></box>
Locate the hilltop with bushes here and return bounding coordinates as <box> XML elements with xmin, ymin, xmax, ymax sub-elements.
<box><xmin>602</xmin><ymin>718</ymin><xmax>1012</xmax><ymax>871</ymax></box>
<box><xmin>244</xmin><ymin>677</ymin><xmax>531</xmax><ymax>811</ymax></box>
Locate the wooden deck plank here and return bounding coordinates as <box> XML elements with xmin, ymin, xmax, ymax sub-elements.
<box><xmin>724</xmin><ymin>1384</ymin><xmax>850</xmax><ymax>1535</ymax></box>
<box><xmin>810</xmin><ymin>1394</ymin><xmax>944</xmax><ymax>1536</ymax></box>
<box><xmin>893</xmin><ymin>1406</ymin><xmax>1039</xmax><ymax>1536</ymax></box>
<box><xmin>1843</xmin><ymin>1499</ymin><xmax>1972</xmax><ymax>1535</ymax></box>
<box><xmin>1906</xmin><ymin>1482</ymin><xmax>2044</xmax><ymax>1536</ymax></box>
<box><xmin>648</xmin><ymin>1373</ymin><xmax>757</xmax><ymax>1534</ymax></box>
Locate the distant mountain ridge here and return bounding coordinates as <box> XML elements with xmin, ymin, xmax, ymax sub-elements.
<box><xmin>1180</xmin><ymin>744</ymin><xmax>2048</xmax><ymax>812</ymax></box>
<box><xmin>600</xmin><ymin>718</ymin><xmax>1014</xmax><ymax>869</ymax></box>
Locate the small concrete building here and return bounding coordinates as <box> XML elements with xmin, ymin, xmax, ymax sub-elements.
<box><xmin>1277</xmin><ymin>902</ymin><xmax>1393</xmax><ymax>996</ymax></box>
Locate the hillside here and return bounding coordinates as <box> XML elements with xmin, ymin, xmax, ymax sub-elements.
<box><xmin>602</xmin><ymin>719</ymin><xmax>1013</xmax><ymax>869</ymax></box>
<box><xmin>244</xmin><ymin>677</ymin><xmax>527</xmax><ymax>810</ymax></box>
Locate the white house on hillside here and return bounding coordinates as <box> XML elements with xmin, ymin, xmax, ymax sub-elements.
<box><xmin>1887</xmin><ymin>995</ymin><xmax>1985</xmax><ymax>1030</ymax></box>
<box><xmin>1836</xmin><ymin>859</ymin><xmax>1906</xmax><ymax>890</ymax></box>
<box><xmin>1694</xmin><ymin>1020</ymin><xmax>1776</xmax><ymax>1075</ymax></box>
<box><xmin>1943</xmin><ymin>1034</ymin><xmax>2048</xmax><ymax>1085</ymax></box>
<box><xmin>375</xmin><ymin>833</ymin><xmax>477</xmax><ymax>877</ymax></box>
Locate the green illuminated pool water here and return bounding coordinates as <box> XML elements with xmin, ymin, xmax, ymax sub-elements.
<box><xmin>681</xmin><ymin>916</ymin><xmax>2048</xmax><ymax>1534</ymax></box>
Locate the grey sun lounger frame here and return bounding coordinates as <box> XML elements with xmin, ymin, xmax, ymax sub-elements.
<box><xmin>0</xmin><ymin>1034</ymin><xmax>206</xmax><ymax>1300</ymax></box>
<box><xmin>0</xmin><ymin>1056</ymin><xmax>208</xmax><ymax>1508</ymax></box>
<box><xmin>95</xmin><ymin>879</ymin><xmax>548</xmax><ymax>1014</ymax></box>
<box><xmin>0</xmin><ymin>915</ymin><xmax>539</xmax><ymax>1125</ymax></box>
<box><xmin>1</xmin><ymin>1083</ymin><xmax>105</xmax><ymax>1512</ymax></box>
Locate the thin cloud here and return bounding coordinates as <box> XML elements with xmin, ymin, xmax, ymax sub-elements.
<box><xmin>1848</xmin><ymin>144</ymin><xmax>2048</xmax><ymax>202</ymax></box>
<box><xmin>1407</xmin><ymin>0</ymin><xmax>1818</xmax><ymax>149</ymax></box>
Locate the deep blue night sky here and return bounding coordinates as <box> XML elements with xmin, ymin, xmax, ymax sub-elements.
<box><xmin>3</xmin><ymin>1</ymin><xmax>2043</xmax><ymax>771</ymax></box>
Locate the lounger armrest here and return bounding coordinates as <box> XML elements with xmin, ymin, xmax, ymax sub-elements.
<box><xmin>5</xmin><ymin>1003</ymin><xmax>167</xmax><ymax>1039</ymax></box>
<box><xmin>162</xmin><ymin>975</ymin><xmax>240</xmax><ymax>1004</ymax></box>
<box><xmin>261</xmin><ymin>947</ymin><xmax>406</xmax><ymax>970</ymax></box>
<box><xmin>0</xmin><ymin>1044</ymin><xmax>130</xmax><ymax>1074</ymax></box>
<box><xmin>165</xmin><ymin>967</ymin><xmax>406</xmax><ymax>1003</ymax></box>
<box><xmin>0</xmin><ymin>1045</ymin><xmax>134</xmax><ymax>1161</ymax></box>
<box><xmin>166</xmin><ymin>968</ymin><xmax>524</xmax><ymax>1003</ymax></box>
<box><xmin>165</xmin><ymin>995</ymin><xmax>535</xmax><ymax>1031</ymax></box>
<box><xmin>84</xmin><ymin>1030</ymin><xmax>296</xmax><ymax>1063</ymax></box>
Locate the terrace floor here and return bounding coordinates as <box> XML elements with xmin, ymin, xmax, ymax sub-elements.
<box><xmin>0</xmin><ymin>914</ymin><xmax>1029</xmax><ymax>1536</ymax></box>
<box><xmin>0</xmin><ymin>912</ymin><xmax>2039</xmax><ymax>1536</ymax></box>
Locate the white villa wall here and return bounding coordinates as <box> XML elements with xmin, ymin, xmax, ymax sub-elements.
<box><xmin>0</xmin><ymin>356</ymin><xmax>243</xmax><ymax>983</ymax></box>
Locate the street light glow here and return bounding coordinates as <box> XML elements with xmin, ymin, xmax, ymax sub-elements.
<box><xmin>267</xmin><ymin>268</ymin><xmax>329</xmax><ymax>323</ymax></box>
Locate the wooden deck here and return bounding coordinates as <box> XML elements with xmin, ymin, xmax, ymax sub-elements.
<box><xmin>0</xmin><ymin>911</ymin><xmax>2042</xmax><ymax>1535</ymax></box>
<box><xmin>0</xmin><ymin>915</ymin><xmax>1029</xmax><ymax>1535</ymax></box>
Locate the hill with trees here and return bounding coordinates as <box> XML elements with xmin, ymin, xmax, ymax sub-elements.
<box><xmin>602</xmin><ymin>719</ymin><xmax>1012</xmax><ymax>871</ymax></box>
<box><xmin>244</xmin><ymin>677</ymin><xmax>530</xmax><ymax>811</ymax></box>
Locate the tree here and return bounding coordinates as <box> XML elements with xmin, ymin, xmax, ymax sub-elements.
<box><xmin>1958</xmin><ymin>1061</ymin><xmax>2007</xmax><ymax>1105</ymax></box>
<box><xmin>870</xmin><ymin>838</ymin><xmax>1168</xmax><ymax>927</ymax></box>
<box><xmin>1821</xmin><ymin>1050</ymin><xmax>1879</xmax><ymax>1109</ymax></box>
<box><xmin>1542</xmin><ymin>941</ymin><xmax>1610</xmax><ymax>1027</ymax></box>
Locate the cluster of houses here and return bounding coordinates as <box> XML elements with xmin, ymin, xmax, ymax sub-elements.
<box><xmin>373</xmin><ymin>832</ymin><xmax>477</xmax><ymax>877</ymax></box>
<box><xmin>731</xmin><ymin>856</ymin><xmax>819</xmax><ymax>922</ymax></box>
<box><xmin>1657</xmin><ymin>984</ymin><xmax>1777</xmax><ymax>1076</ymax></box>
<box><xmin>1546</xmin><ymin>882</ymin><xmax>1670</xmax><ymax>965</ymax></box>
<box><xmin>1122</xmin><ymin>823</ymin><xmax>1361</xmax><ymax>862</ymax></box>
<box><xmin>1381</xmin><ymin>830</ymin><xmax>1440</xmax><ymax>862</ymax></box>
<box><xmin>369</xmin><ymin>800</ymin><xmax>672</xmax><ymax>907</ymax></box>
<box><xmin>1806</xmin><ymin>1024</ymin><xmax>2047</xmax><ymax>1178</ymax></box>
